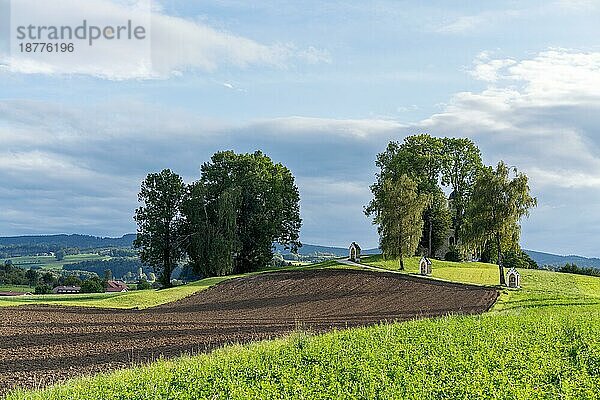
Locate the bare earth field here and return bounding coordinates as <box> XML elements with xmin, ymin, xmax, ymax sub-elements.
<box><xmin>0</xmin><ymin>269</ymin><xmax>498</xmax><ymax>395</ymax></box>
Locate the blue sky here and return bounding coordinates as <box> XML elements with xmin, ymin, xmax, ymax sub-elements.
<box><xmin>1</xmin><ymin>0</ymin><xmax>600</xmax><ymax>256</ymax></box>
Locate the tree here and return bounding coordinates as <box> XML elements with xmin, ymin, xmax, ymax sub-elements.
<box><xmin>63</xmin><ymin>275</ymin><xmax>82</xmax><ymax>286</ymax></box>
<box><xmin>183</xmin><ymin>183</ymin><xmax>239</xmax><ymax>276</ymax></box>
<box><xmin>80</xmin><ymin>277</ymin><xmax>105</xmax><ymax>293</ymax></box>
<box><xmin>374</xmin><ymin>134</ymin><xmax>445</xmax><ymax>257</ymax></box>
<box><xmin>463</xmin><ymin>162</ymin><xmax>537</xmax><ymax>285</ymax></box>
<box><xmin>34</xmin><ymin>284</ymin><xmax>52</xmax><ymax>294</ymax></box>
<box><xmin>502</xmin><ymin>249</ymin><xmax>538</xmax><ymax>270</ymax></box>
<box><xmin>440</xmin><ymin>138</ymin><xmax>483</xmax><ymax>245</ymax></box>
<box><xmin>183</xmin><ymin>151</ymin><xmax>302</xmax><ymax>275</ymax></box>
<box><xmin>103</xmin><ymin>269</ymin><xmax>113</xmax><ymax>281</ymax></box>
<box><xmin>25</xmin><ymin>268</ymin><xmax>39</xmax><ymax>287</ymax></box>
<box><xmin>134</xmin><ymin>169</ymin><xmax>186</xmax><ymax>287</ymax></box>
<box><xmin>55</xmin><ymin>249</ymin><xmax>65</xmax><ymax>261</ymax></box>
<box><xmin>365</xmin><ymin>175</ymin><xmax>427</xmax><ymax>270</ymax></box>
<box><xmin>136</xmin><ymin>278</ymin><xmax>153</xmax><ymax>290</ymax></box>
<box><xmin>41</xmin><ymin>271</ymin><xmax>57</xmax><ymax>287</ymax></box>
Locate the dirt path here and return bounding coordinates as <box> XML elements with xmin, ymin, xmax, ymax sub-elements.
<box><xmin>0</xmin><ymin>269</ymin><xmax>498</xmax><ymax>395</ymax></box>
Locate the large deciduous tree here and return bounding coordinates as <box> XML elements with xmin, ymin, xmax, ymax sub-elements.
<box><xmin>134</xmin><ymin>169</ymin><xmax>186</xmax><ymax>287</ymax></box>
<box><xmin>365</xmin><ymin>175</ymin><xmax>426</xmax><ymax>270</ymax></box>
<box><xmin>463</xmin><ymin>162</ymin><xmax>537</xmax><ymax>285</ymax></box>
<box><xmin>182</xmin><ymin>183</ymin><xmax>239</xmax><ymax>277</ymax></box>
<box><xmin>183</xmin><ymin>150</ymin><xmax>302</xmax><ymax>275</ymax></box>
<box><xmin>440</xmin><ymin>137</ymin><xmax>483</xmax><ymax>244</ymax></box>
<box><xmin>374</xmin><ymin>134</ymin><xmax>448</xmax><ymax>257</ymax></box>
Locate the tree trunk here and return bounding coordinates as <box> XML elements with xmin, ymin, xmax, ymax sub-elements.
<box><xmin>164</xmin><ymin>222</ymin><xmax>172</xmax><ymax>287</ymax></box>
<box><xmin>496</xmin><ymin>233</ymin><xmax>505</xmax><ymax>286</ymax></box>
<box><xmin>428</xmin><ymin>217</ymin><xmax>433</xmax><ymax>257</ymax></box>
<box><xmin>398</xmin><ymin>228</ymin><xmax>404</xmax><ymax>270</ymax></box>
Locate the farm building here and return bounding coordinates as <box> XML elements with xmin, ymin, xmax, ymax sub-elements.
<box><xmin>106</xmin><ymin>280</ymin><xmax>129</xmax><ymax>293</ymax></box>
<box><xmin>53</xmin><ymin>286</ymin><xmax>81</xmax><ymax>294</ymax></box>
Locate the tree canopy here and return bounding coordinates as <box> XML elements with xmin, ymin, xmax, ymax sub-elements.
<box><xmin>368</xmin><ymin>135</ymin><xmax>535</xmax><ymax>286</ymax></box>
<box><xmin>365</xmin><ymin>175</ymin><xmax>426</xmax><ymax>270</ymax></box>
<box><xmin>440</xmin><ymin>137</ymin><xmax>483</xmax><ymax>243</ymax></box>
<box><xmin>372</xmin><ymin>134</ymin><xmax>452</xmax><ymax>257</ymax></box>
<box><xmin>463</xmin><ymin>161</ymin><xmax>537</xmax><ymax>285</ymax></box>
<box><xmin>183</xmin><ymin>151</ymin><xmax>302</xmax><ymax>275</ymax></box>
<box><xmin>134</xmin><ymin>169</ymin><xmax>186</xmax><ymax>287</ymax></box>
<box><xmin>134</xmin><ymin>151</ymin><xmax>302</xmax><ymax>281</ymax></box>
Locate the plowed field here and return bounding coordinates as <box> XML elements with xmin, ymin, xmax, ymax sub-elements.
<box><xmin>0</xmin><ymin>269</ymin><xmax>498</xmax><ymax>394</ymax></box>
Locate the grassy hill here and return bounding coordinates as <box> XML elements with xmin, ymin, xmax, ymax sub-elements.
<box><xmin>361</xmin><ymin>255</ymin><xmax>600</xmax><ymax>310</ymax></box>
<box><xmin>6</xmin><ymin>258</ymin><xmax>600</xmax><ymax>399</ymax></box>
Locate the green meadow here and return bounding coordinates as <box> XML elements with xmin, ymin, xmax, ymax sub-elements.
<box><xmin>2</xmin><ymin>253</ymin><xmax>108</xmax><ymax>270</ymax></box>
<box><xmin>0</xmin><ymin>285</ymin><xmax>32</xmax><ymax>293</ymax></box>
<box><xmin>362</xmin><ymin>254</ymin><xmax>600</xmax><ymax>310</ymax></box>
<box><xmin>6</xmin><ymin>258</ymin><xmax>600</xmax><ymax>399</ymax></box>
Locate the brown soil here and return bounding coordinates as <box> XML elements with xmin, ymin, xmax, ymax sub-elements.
<box><xmin>0</xmin><ymin>269</ymin><xmax>497</xmax><ymax>395</ymax></box>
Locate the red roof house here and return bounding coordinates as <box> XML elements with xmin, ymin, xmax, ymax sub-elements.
<box><xmin>106</xmin><ymin>280</ymin><xmax>129</xmax><ymax>293</ymax></box>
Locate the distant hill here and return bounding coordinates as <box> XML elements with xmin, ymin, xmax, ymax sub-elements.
<box><xmin>6</xmin><ymin>234</ymin><xmax>594</xmax><ymax>269</ymax></box>
<box><xmin>525</xmin><ymin>250</ymin><xmax>600</xmax><ymax>268</ymax></box>
<box><xmin>280</xmin><ymin>245</ymin><xmax>599</xmax><ymax>268</ymax></box>
<box><xmin>0</xmin><ymin>234</ymin><xmax>136</xmax><ymax>258</ymax></box>
<box><xmin>0</xmin><ymin>234</ymin><xmax>136</xmax><ymax>248</ymax></box>
<box><xmin>274</xmin><ymin>243</ymin><xmax>380</xmax><ymax>257</ymax></box>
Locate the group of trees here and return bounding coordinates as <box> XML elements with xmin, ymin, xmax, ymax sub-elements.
<box><xmin>63</xmin><ymin>258</ymin><xmax>146</xmax><ymax>280</ymax></box>
<box><xmin>558</xmin><ymin>263</ymin><xmax>600</xmax><ymax>277</ymax></box>
<box><xmin>0</xmin><ymin>260</ymin><xmax>29</xmax><ymax>286</ymax></box>
<box><xmin>134</xmin><ymin>150</ymin><xmax>302</xmax><ymax>286</ymax></box>
<box><xmin>366</xmin><ymin>134</ymin><xmax>536</xmax><ymax>285</ymax></box>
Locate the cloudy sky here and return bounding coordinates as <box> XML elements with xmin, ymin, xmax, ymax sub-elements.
<box><xmin>1</xmin><ymin>0</ymin><xmax>600</xmax><ymax>256</ymax></box>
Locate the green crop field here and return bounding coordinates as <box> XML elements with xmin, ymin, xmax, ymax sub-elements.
<box><xmin>0</xmin><ymin>284</ymin><xmax>33</xmax><ymax>293</ymax></box>
<box><xmin>0</xmin><ymin>275</ymin><xmax>237</xmax><ymax>309</ymax></box>
<box><xmin>2</xmin><ymin>253</ymin><xmax>109</xmax><ymax>270</ymax></box>
<box><xmin>6</xmin><ymin>258</ymin><xmax>600</xmax><ymax>399</ymax></box>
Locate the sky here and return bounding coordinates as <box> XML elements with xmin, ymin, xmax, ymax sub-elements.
<box><xmin>1</xmin><ymin>0</ymin><xmax>600</xmax><ymax>256</ymax></box>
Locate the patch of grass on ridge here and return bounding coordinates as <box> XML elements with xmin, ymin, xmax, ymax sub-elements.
<box><xmin>361</xmin><ymin>254</ymin><xmax>600</xmax><ymax>310</ymax></box>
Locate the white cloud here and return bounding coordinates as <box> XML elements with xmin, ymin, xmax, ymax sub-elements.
<box><xmin>436</xmin><ymin>15</ymin><xmax>487</xmax><ymax>34</ymax></box>
<box><xmin>434</xmin><ymin>10</ymin><xmax>521</xmax><ymax>34</ymax></box>
<box><xmin>554</xmin><ymin>0</ymin><xmax>598</xmax><ymax>11</ymax></box>
<box><xmin>3</xmin><ymin>48</ymin><xmax>600</xmax><ymax>253</ymax></box>
<box><xmin>0</xmin><ymin>0</ymin><xmax>330</xmax><ymax>80</ymax></box>
<box><xmin>470</xmin><ymin>52</ymin><xmax>517</xmax><ymax>82</ymax></box>
<box><xmin>418</xmin><ymin>49</ymin><xmax>600</xmax><ymax>253</ymax></box>
<box><xmin>424</xmin><ymin>49</ymin><xmax>600</xmax><ymax>187</ymax></box>
<box><xmin>249</xmin><ymin>116</ymin><xmax>404</xmax><ymax>139</ymax></box>
<box><xmin>296</xmin><ymin>46</ymin><xmax>332</xmax><ymax>65</ymax></box>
